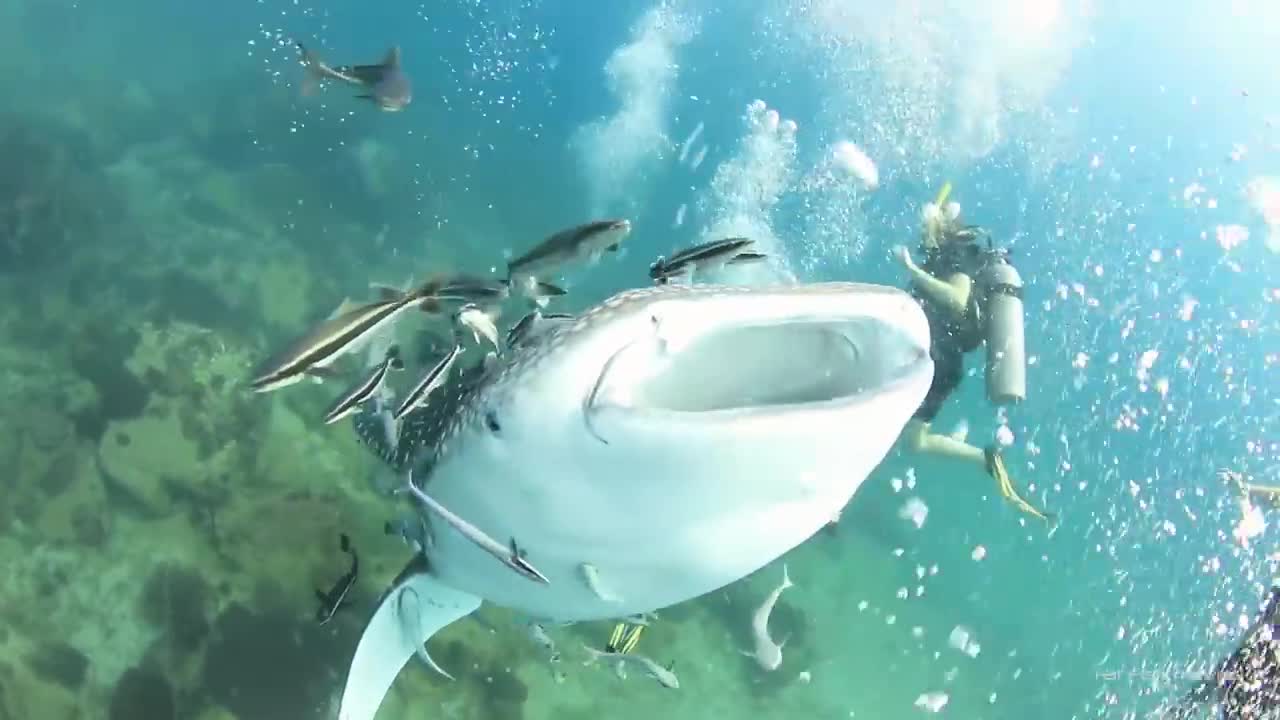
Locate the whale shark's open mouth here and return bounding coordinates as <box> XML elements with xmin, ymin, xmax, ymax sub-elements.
<box><xmin>588</xmin><ymin>316</ymin><xmax>930</xmax><ymax>415</ymax></box>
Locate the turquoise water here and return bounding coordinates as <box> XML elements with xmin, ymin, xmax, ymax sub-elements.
<box><xmin>2</xmin><ymin>0</ymin><xmax>1278</xmax><ymax>718</ymax></box>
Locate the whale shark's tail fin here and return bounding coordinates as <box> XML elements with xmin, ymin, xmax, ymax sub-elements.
<box><xmin>339</xmin><ymin>565</ymin><xmax>481</xmax><ymax>720</ymax></box>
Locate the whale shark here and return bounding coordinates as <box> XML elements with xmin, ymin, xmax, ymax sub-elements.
<box><xmin>340</xmin><ymin>281</ymin><xmax>933</xmax><ymax>720</ymax></box>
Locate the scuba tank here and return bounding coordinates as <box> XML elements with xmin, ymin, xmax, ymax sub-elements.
<box><xmin>977</xmin><ymin>248</ymin><xmax>1026</xmax><ymax>405</ymax></box>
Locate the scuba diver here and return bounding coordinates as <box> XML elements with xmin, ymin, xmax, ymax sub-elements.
<box><xmin>1224</xmin><ymin>468</ymin><xmax>1280</xmax><ymax>505</ymax></box>
<box><xmin>890</xmin><ymin>183</ymin><xmax>1052</xmax><ymax>522</ymax></box>
<box><xmin>1153</xmin><ymin>585</ymin><xmax>1280</xmax><ymax>719</ymax></box>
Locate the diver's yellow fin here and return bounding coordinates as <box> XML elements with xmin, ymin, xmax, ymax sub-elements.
<box><xmin>935</xmin><ymin>181</ymin><xmax>953</xmax><ymax>207</ymax></box>
<box><xmin>985</xmin><ymin>448</ymin><xmax>1054</xmax><ymax>523</ymax></box>
<box><xmin>607</xmin><ymin>623</ymin><xmax>625</xmax><ymax>653</ymax></box>
<box><xmin>621</xmin><ymin>624</ymin><xmax>644</xmax><ymax>654</ymax></box>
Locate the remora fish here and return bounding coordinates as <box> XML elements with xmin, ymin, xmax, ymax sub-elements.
<box><xmin>323</xmin><ymin>346</ymin><xmax>405</xmax><ymax>424</ymax></box>
<box><xmin>392</xmin><ymin>345</ymin><xmax>462</xmax><ymax>420</ymax></box>
<box><xmin>297</xmin><ymin>43</ymin><xmax>412</xmax><ymax>112</ymax></box>
<box><xmin>373</xmin><ymin>274</ymin><xmax>511</xmax><ymax>309</ymax></box>
<box><xmin>726</xmin><ymin>252</ymin><xmax>768</xmax><ymax>267</ymax></box>
<box><xmin>250</xmin><ymin>284</ymin><xmax>434</xmax><ymax>393</ymax></box>
<box><xmin>504</xmin><ymin>310</ymin><xmax>575</xmax><ymax>350</ymax></box>
<box><xmin>398</xmin><ymin>469</ymin><xmax>549</xmax><ymax>584</ymax></box>
<box><xmin>506</xmin><ymin>219</ymin><xmax>631</xmax><ymax>300</ymax></box>
<box><xmin>338</xmin><ymin>282</ymin><xmax>933</xmax><ymax>720</ymax></box>
<box><xmin>650</xmin><ymin>237</ymin><xmax>757</xmax><ymax>284</ymax></box>
<box><xmin>748</xmin><ymin>564</ymin><xmax>794</xmax><ymax>671</ymax></box>
<box><xmin>317</xmin><ymin>533</ymin><xmax>359</xmax><ymax>625</ymax></box>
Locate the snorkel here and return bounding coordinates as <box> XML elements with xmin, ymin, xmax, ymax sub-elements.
<box><xmin>921</xmin><ymin>181</ymin><xmax>961</xmax><ymax>255</ymax></box>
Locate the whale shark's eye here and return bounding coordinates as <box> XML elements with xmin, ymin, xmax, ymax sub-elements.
<box><xmin>484</xmin><ymin>410</ymin><xmax>501</xmax><ymax>434</ymax></box>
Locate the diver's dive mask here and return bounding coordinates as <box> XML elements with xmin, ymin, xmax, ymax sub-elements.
<box><xmin>920</xmin><ymin>200</ymin><xmax>965</xmax><ymax>249</ymax></box>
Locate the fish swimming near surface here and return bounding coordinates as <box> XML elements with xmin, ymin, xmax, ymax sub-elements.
<box><xmin>747</xmin><ymin>564</ymin><xmax>794</xmax><ymax>671</ymax></box>
<box><xmin>297</xmin><ymin>43</ymin><xmax>412</xmax><ymax>112</ymax></box>
<box><xmin>250</xmin><ymin>284</ymin><xmax>437</xmax><ymax>394</ymax></box>
<box><xmin>649</xmin><ymin>237</ymin><xmax>759</xmax><ymax>284</ymax></box>
<box><xmin>317</xmin><ymin>533</ymin><xmax>360</xmax><ymax>625</ymax></box>
<box><xmin>338</xmin><ymin>281</ymin><xmax>934</xmax><ymax>720</ymax></box>
<box><xmin>323</xmin><ymin>346</ymin><xmax>405</xmax><ymax>424</ymax></box>
<box><xmin>506</xmin><ymin>219</ymin><xmax>631</xmax><ymax>302</ymax></box>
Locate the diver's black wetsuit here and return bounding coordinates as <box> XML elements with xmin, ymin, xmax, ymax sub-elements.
<box><xmin>910</xmin><ymin>240</ymin><xmax>985</xmax><ymax>423</ymax></box>
<box><xmin>1166</xmin><ymin>587</ymin><xmax>1280</xmax><ymax>720</ymax></box>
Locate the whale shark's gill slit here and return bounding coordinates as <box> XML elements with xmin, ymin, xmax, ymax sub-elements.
<box><xmin>584</xmin><ymin>342</ymin><xmax>638</xmax><ymax>445</ymax></box>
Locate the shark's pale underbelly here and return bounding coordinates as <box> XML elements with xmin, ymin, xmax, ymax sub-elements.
<box><xmin>418</xmin><ymin>395</ymin><xmax>919</xmax><ymax>622</ymax></box>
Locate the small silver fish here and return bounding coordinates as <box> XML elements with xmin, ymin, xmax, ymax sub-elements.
<box><xmin>583</xmin><ymin>645</ymin><xmax>679</xmax><ymax>689</ymax></box>
<box><xmin>298</xmin><ymin>44</ymin><xmax>412</xmax><ymax>112</ymax></box>
<box><xmin>579</xmin><ymin>562</ymin><xmax>622</xmax><ymax>603</ymax></box>
<box><xmin>527</xmin><ymin>621</ymin><xmax>560</xmax><ymax>663</ymax></box>
<box><xmin>322</xmin><ymin>346</ymin><xmax>404</xmax><ymax>424</ymax></box>
<box><xmin>455</xmin><ymin>304</ymin><xmax>500</xmax><ymax>351</ymax></box>
<box><xmin>393</xmin><ymin>345</ymin><xmax>462</xmax><ymax>421</ymax></box>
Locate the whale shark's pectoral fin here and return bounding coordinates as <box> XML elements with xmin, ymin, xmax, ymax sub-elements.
<box><xmin>339</xmin><ymin>568</ymin><xmax>481</xmax><ymax>720</ymax></box>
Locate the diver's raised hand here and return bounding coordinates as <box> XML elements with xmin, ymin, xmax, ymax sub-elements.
<box><xmin>891</xmin><ymin>245</ymin><xmax>915</xmax><ymax>270</ymax></box>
